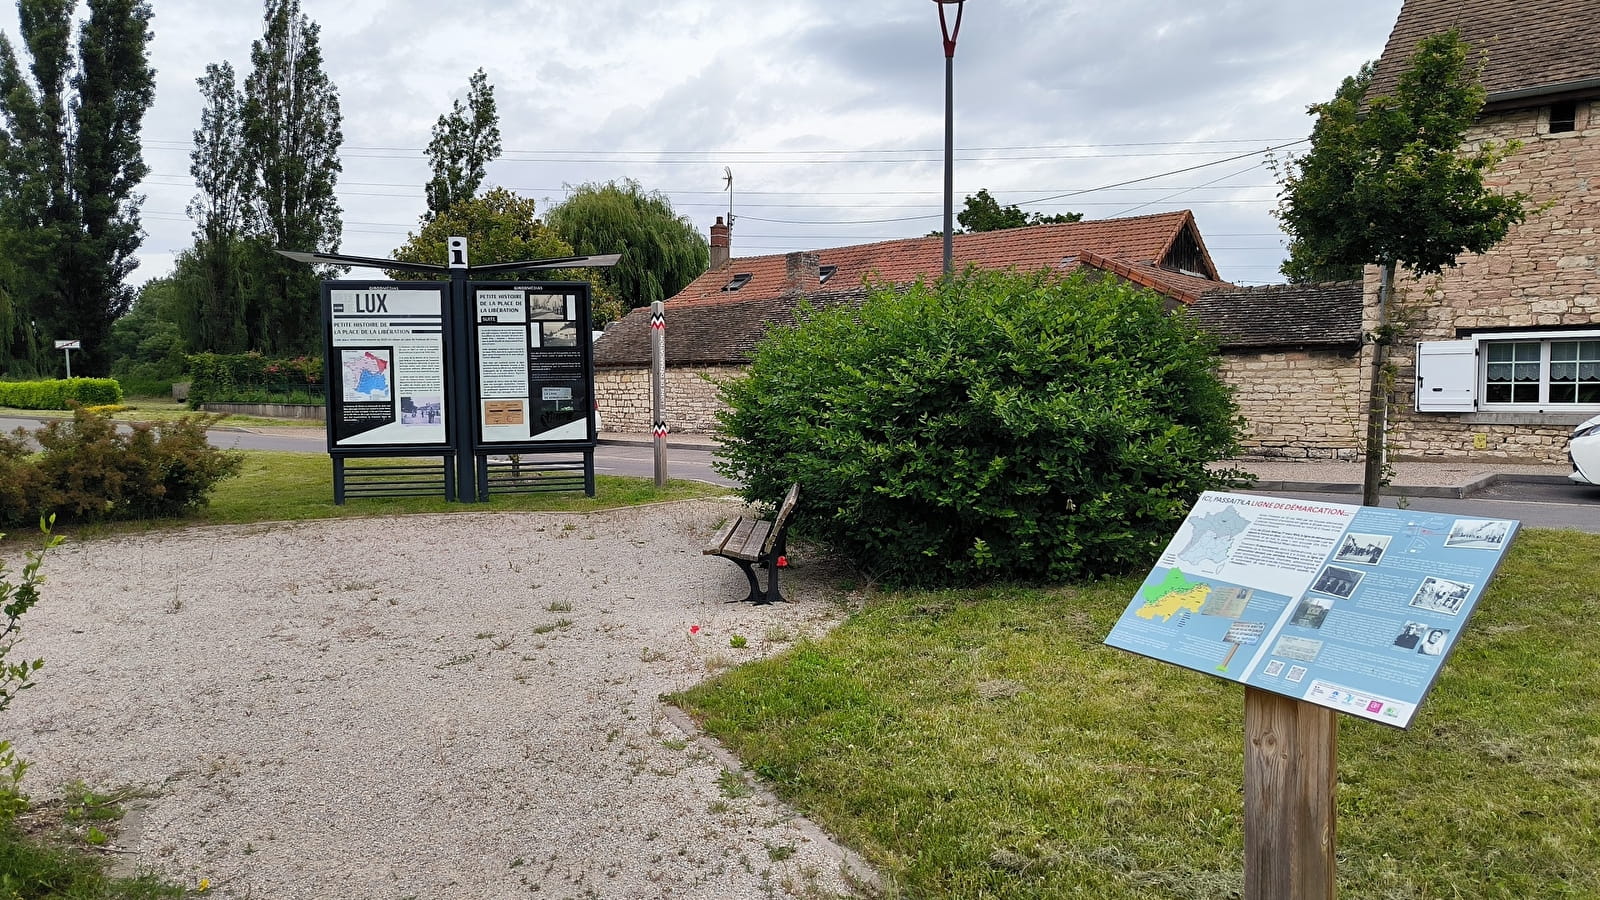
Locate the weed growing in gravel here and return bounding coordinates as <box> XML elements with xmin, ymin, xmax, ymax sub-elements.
<box><xmin>729</xmin><ymin>634</ymin><xmax>748</xmax><ymax>649</ymax></box>
<box><xmin>547</xmin><ymin>600</ymin><xmax>572</xmax><ymax>613</ymax></box>
<box><xmin>640</xmin><ymin>647</ymin><xmax>668</xmax><ymax>662</ymax></box>
<box><xmin>716</xmin><ymin>769</ymin><xmax>753</xmax><ymax>800</ymax></box>
<box><xmin>766</xmin><ymin>843</ymin><xmax>796</xmax><ymax>861</ymax></box>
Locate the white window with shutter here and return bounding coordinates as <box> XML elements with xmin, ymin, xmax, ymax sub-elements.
<box><xmin>1415</xmin><ymin>340</ymin><xmax>1477</xmax><ymax>412</ymax></box>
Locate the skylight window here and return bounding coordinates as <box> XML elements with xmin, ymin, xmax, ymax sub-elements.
<box><xmin>722</xmin><ymin>273</ymin><xmax>753</xmax><ymax>292</ymax></box>
<box><xmin>818</xmin><ymin>265</ymin><xmax>838</xmax><ymax>284</ymax></box>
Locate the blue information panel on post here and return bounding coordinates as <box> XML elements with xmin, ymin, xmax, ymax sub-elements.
<box><xmin>1104</xmin><ymin>492</ymin><xmax>1518</xmax><ymax>728</ymax></box>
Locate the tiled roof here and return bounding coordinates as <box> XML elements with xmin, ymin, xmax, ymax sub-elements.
<box><xmin>594</xmin><ymin>288</ymin><xmax>869</xmax><ymax>368</ymax></box>
<box><xmin>1188</xmin><ymin>282</ymin><xmax>1364</xmax><ymax>349</ymax></box>
<box><xmin>667</xmin><ymin>211</ymin><xmax>1217</xmax><ymax>307</ymax></box>
<box><xmin>595</xmin><ymin>211</ymin><xmax>1234</xmax><ymax>368</ymax></box>
<box><xmin>1369</xmin><ymin>0</ymin><xmax>1600</xmax><ymax>102</ymax></box>
<box><xmin>1075</xmin><ymin>251</ymin><xmax>1224</xmax><ymax>306</ymax></box>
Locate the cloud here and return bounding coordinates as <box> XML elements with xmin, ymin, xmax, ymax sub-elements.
<box><xmin>3</xmin><ymin>0</ymin><xmax>1405</xmax><ymax>287</ymax></box>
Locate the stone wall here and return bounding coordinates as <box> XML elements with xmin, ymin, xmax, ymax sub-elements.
<box><xmin>1220</xmin><ymin>348</ymin><xmax>1365</xmax><ymax>459</ymax></box>
<box><xmin>1385</xmin><ymin>102</ymin><xmax>1600</xmax><ymax>462</ymax></box>
<box><xmin>595</xmin><ymin>365</ymin><xmax>743</xmax><ymax>434</ymax></box>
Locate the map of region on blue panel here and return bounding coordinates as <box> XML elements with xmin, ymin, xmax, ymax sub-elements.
<box><xmin>1103</xmin><ymin>492</ymin><xmax>1518</xmax><ymax>728</ymax></box>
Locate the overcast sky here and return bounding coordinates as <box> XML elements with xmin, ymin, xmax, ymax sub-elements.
<box><xmin>5</xmin><ymin>0</ymin><xmax>1406</xmax><ymax>288</ymax></box>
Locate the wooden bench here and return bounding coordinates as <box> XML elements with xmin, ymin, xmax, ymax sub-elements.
<box><xmin>704</xmin><ymin>483</ymin><xmax>800</xmax><ymax>605</ymax></box>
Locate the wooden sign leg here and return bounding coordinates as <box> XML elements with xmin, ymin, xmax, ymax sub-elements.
<box><xmin>1244</xmin><ymin>687</ymin><xmax>1337</xmax><ymax>900</ymax></box>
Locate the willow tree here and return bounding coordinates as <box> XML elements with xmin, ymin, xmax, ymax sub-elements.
<box><xmin>1276</xmin><ymin>31</ymin><xmax>1532</xmax><ymax>505</ymax></box>
<box><xmin>544</xmin><ymin>179</ymin><xmax>707</xmax><ymax>315</ymax></box>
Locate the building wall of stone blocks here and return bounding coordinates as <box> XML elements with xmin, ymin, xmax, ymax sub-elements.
<box><xmin>1381</xmin><ymin>102</ymin><xmax>1600</xmax><ymax>463</ymax></box>
<box><xmin>1220</xmin><ymin>349</ymin><xmax>1366</xmax><ymax>459</ymax></box>
<box><xmin>595</xmin><ymin>365</ymin><xmax>742</xmax><ymax>434</ymax></box>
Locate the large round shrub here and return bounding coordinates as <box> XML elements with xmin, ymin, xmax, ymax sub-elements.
<box><xmin>714</xmin><ymin>269</ymin><xmax>1247</xmax><ymax>587</ymax></box>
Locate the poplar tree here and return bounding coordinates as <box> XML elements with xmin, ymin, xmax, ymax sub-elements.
<box><xmin>1276</xmin><ymin>31</ymin><xmax>1533</xmax><ymax>505</ymax></box>
<box><xmin>425</xmin><ymin>68</ymin><xmax>500</xmax><ymax>217</ymax></box>
<box><xmin>182</xmin><ymin>61</ymin><xmax>247</xmax><ymax>353</ymax></box>
<box><xmin>0</xmin><ymin>0</ymin><xmax>154</xmax><ymax>376</ymax></box>
<box><xmin>239</xmin><ymin>0</ymin><xmax>342</xmax><ymax>355</ymax></box>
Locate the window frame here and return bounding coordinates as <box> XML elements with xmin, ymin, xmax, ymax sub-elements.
<box><xmin>1476</xmin><ymin>330</ymin><xmax>1600</xmax><ymax>412</ymax></box>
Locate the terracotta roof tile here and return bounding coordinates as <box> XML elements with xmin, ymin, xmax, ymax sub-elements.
<box><xmin>1369</xmin><ymin>0</ymin><xmax>1600</xmax><ymax>103</ymax></box>
<box><xmin>669</xmin><ymin>211</ymin><xmax>1214</xmax><ymax>307</ymax></box>
<box><xmin>1188</xmin><ymin>282</ymin><xmax>1364</xmax><ymax>349</ymax></box>
<box><xmin>1075</xmin><ymin>251</ymin><xmax>1226</xmax><ymax>306</ymax></box>
<box><xmin>595</xmin><ymin>211</ymin><xmax>1236</xmax><ymax>368</ymax></box>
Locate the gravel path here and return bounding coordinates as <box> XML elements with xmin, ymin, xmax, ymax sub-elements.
<box><xmin>5</xmin><ymin>501</ymin><xmax>872</xmax><ymax>899</ymax></box>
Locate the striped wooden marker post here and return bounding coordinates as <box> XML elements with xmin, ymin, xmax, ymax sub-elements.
<box><xmin>650</xmin><ymin>301</ymin><xmax>667</xmax><ymax>488</ymax></box>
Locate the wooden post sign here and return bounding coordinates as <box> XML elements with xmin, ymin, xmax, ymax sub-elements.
<box><xmin>649</xmin><ymin>300</ymin><xmax>668</xmax><ymax>488</ymax></box>
<box><xmin>1104</xmin><ymin>493</ymin><xmax>1519</xmax><ymax>899</ymax></box>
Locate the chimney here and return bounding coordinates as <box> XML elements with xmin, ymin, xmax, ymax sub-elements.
<box><xmin>783</xmin><ymin>251</ymin><xmax>820</xmax><ymax>296</ymax></box>
<box><xmin>709</xmin><ymin>216</ymin><xmax>730</xmax><ymax>270</ymax></box>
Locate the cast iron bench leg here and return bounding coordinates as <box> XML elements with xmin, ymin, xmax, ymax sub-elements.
<box><xmin>731</xmin><ymin>558</ymin><xmax>763</xmax><ymax>604</ymax></box>
<box><xmin>761</xmin><ymin>532</ymin><xmax>789</xmax><ymax>605</ymax></box>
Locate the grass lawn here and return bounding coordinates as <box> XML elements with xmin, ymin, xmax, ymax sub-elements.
<box><xmin>6</xmin><ymin>450</ymin><xmax>726</xmax><ymax>544</ymax></box>
<box><xmin>1</xmin><ymin>784</ymin><xmax>184</xmax><ymax>899</ymax></box>
<box><xmin>676</xmin><ymin>529</ymin><xmax>1600</xmax><ymax>899</ymax></box>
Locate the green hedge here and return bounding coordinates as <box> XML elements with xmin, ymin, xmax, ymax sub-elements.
<box><xmin>186</xmin><ymin>353</ymin><xmax>324</xmax><ymax>406</ymax></box>
<box><xmin>0</xmin><ymin>378</ymin><xmax>123</xmax><ymax>410</ymax></box>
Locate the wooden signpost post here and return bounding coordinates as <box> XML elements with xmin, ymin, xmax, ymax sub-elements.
<box><xmin>1105</xmin><ymin>492</ymin><xmax>1520</xmax><ymax>898</ymax></box>
<box><xmin>1243</xmin><ymin>689</ymin><xmax>1337</xmax><ymax>899</ymax></box>
<box><xmin>650</xmin><ymin>300</ymin><xmax>668</xmax><ymax>488</ymax></box>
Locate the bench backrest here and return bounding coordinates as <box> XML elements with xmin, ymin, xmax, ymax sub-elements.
<box><xmin>762</xmin><ymin>482</ymin><xmax>801</xmax><ymax>557</ymax></box>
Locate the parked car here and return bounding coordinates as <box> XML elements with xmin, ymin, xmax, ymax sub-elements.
<box><xmin>1571</xmin><ymin>413</ymin><xmax>1600</xmax><ymax>486</ymax></box>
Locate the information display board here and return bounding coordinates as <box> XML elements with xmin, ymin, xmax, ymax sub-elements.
<box><xmin>471</xmin><ymin>282</ymin><xmax>592</xmax><ymax>445</ymax></box>
<box><xmin>325</xmin><ymin>284</ymin><xmax>449</xmax><ymax>448</ymax></box>
<box><xmin>1104</xmin><ymin>492</ymin><xmax>1518</xmax><ymax>728</ymax></box>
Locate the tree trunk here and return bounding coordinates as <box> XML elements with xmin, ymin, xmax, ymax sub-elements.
<box><xmin>1361</xmin><ymin>262</ymin><xmax>1395</xmax><ymax>507</ymax></box>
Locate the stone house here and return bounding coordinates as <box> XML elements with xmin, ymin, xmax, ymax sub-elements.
<box><xmin>593</xmin><ymin>211</ymin><xmax>1230</xmax><ymax>434</ymax></box>
<box><xmin>1374</xmin><ymin>0</ymin><xmax>1600</xmax><ymax>462</ymax></box>
<box><xmin>1189</xmin><ymin>282</ymin><xmax>1366</xmax><ymax>460</ymax></box>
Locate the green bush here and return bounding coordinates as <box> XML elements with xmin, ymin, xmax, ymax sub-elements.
<box><xmin>0</xmin><ymin>408</ymin><xmax>243</xmax><ymax>528</ymax></box>
<box><xmin>116</xmin><ymin>376</ymin><xmax>177</xmax><ymax>398</ymax></box>
<box><xmin>0</xmin><ymin>378</ymin><xmax>122</xmax><ymax>410</ymax></box>
<box><xmin>714</xmin><ymin>269</ymin><xmax>1249</xmax><ymax>587</ymax></box>
<box><xmin>186</xmin><ymin>352</ymin><xmax>323</xmax><ymax>405</ymax></box>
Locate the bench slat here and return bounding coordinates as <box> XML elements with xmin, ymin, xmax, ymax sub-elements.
<box><xmin>722</xmin><ymin>517</ymin><xmax>761</xmax><ymax>558</ymax></box>
<box><xmin>762</xmin><ymin>483</ymin><xmax>801</xmax><ymax>557</ymax></box>
<box><xmin>731</xmin><ymin>521</ymin><xmax>774</xmax><ymax>560</ymax></box>
<box><xmin>703</xmin><ymin>519</ymin><xmax>740</xmax><ymax>556</ymax></box>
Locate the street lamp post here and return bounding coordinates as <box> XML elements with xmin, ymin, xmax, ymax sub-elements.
<box><xmin>933</xmin><ymin>0</ymin><xmax>966</xmax><ymax>278</ymax></box>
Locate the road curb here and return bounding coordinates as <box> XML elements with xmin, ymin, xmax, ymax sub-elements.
<box><xmin>599</xmin><ymin>436</ymin><xmax>719</xmax><ymax>453</ymax></box>
<box><xmin>1251</xmin><ymin>471</ymin><xmax>1575</xmax><ymax>500</ymax></box>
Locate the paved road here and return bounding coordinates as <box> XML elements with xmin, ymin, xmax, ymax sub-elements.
<box><xmin>1</xmin><ymin>416</ymin><xmax>734</xmax><ymax>486</ymax></box>
<box><xmin>202</xmin><ymin>428</ymin><xmax>734</xmax><ymax>485</ymax></box>
<box><xmin>5</xmin><ymin>415</ymin><xmax>1591</xmax><ymax>526</ymax></box>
